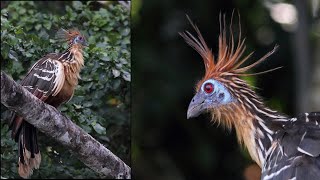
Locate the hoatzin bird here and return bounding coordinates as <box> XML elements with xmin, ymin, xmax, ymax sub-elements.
<box><xmin>181</xmin><ymin>15</ymin><xmax>320</xmax><ymax>180</ymax></box>
<box><xmin>9</xmin><ymin>28</ymin><xmax>87</xmax><ymax>178</ymax></box>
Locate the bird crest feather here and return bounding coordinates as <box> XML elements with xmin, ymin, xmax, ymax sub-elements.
<box><xmin>179</xmin><ymin>12</ymin><xmax>280</xmax><ymax>82</ymax></box>
<box><xmin>55</xmin><ymin>28</ymin><xmax>83</xmax><ymax>43</ymax></box>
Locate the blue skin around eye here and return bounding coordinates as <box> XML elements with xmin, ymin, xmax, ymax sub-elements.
<box><xmin>73</xmin><ymin>36</ymin><xmax>80</xmax><ymax>43</ymax></box>
<box><xmin>202</xmin><ymin>79</ymin><xmax>234</xmax><ymax>105</ymax></box>
<box><xmin>73</xmin><ymin>36</ymin><xmax>84</xmax><ymax>44</ymax></box>
<box><xmin>187</xmin><ymin>78</ymin><xmax>235</xmax><ymax>118</ymax></box>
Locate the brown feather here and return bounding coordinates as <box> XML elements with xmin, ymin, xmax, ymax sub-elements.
<box><xmin>209</xmin><ymin>92</ymin><xmax>262</xmax><ymax>166</ymax></box>
<box><xmin>45</xmin><ymin>44</ymin><xmax>84</xmax><ymax>107</ymax></box>
<box><xmin>64</xmin><ymin>44</ymin><xmax>84</xmax><ymax>86</ymax></box>
<box><xmin>55</xmin><ymin>28</ymin><xmax>83</xmax><ymax>44</ymax></box>
<box><xmin>180</xmin><ymin>13</ymin><xmax>279</xmax><ymax>81</ymax></box>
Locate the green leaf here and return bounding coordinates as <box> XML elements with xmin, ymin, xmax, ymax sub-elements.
<box><xmin>25</xmin><ymin>52</ymin><xmax>32</xmax><ymax>57</ymax></box>
<box><xmin>44</xmin><ymin>21</ymin><xmax>52</xmax><ymax>30</ymax></box>
<box><xmin>101</xmin><ymin>52</ymin><xmax>110</xmax><ymax>61</ymax></box>
<box><xmin>19</xmin><ymin>8</ymin><xmax>26</xmax><ymax>14</ymax></box>
<box><xmin>80</xmin><ymin>124</ymin><xmax>92</xmax><ymax>133</ymax></box>
<box><xmin>35</xmin><ymin>24</ymin><xmax>41</xmax><ymax>31</ymax></box>
<box><xmin>112</xmin><ymin>79</ymin><xmax>121</xmax><ymax>90</ymax></box>
<box><xmin>112</xmin><ymin>68</ymin><xmax>120</xmax><ymax>78</ymax></box>
<box><xmin>8</xmin><ymin>50</ymin><xmax>18</xmax><ymax>61</ymax></box>
<box><xmin>122</xmin><ymin>71</ymin><xmax>131</xmax><ymax>82</ymax></box>
<box><xmin>72</xmin><ymin>1</ymin><xmax>83</xmax><ymax>10</ymax></box>
<box><xmin>92</xmin><ymin>123</ymin><xmax>106</xmax><ymax>135</ymax></box>
<box><xmin>73</xmin><ymin>104</ymin><xmax>82</xmax><ymax>109</ymax></box>
<box><xmin>78</xmin><ymin>114</ymin><xmax>86</xmax><ymax>123</ymax></box>
<box><xmin>60</xmin><ymin>106</ymin><xmax>68</xmax><ymax>111</ymax></box>
<box><xmin>83</xmin><ymin>101</ymin><xmax>93</xmax><ymax>107</ymax></box>
<box><xmin>121</xmin><ymin>28</ymin><xmax>130</xmax><ymax>36</ymax></box>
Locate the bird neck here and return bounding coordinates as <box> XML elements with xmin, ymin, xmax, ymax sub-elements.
<box><xmin>211</xmin><ymin>85</ymin><xmax>288</xmax><ymax>167</ymax></box>
<box><xmin>59</xmin><ymin>44</ymin><xmax>84</xmax><ymax>86</ymax></box>
<box><xmin>250</xmin><ymin>105</ymin><xmax>288</xmax><ymax>168</ymax></box>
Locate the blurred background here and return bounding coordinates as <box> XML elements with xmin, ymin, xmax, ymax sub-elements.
<box><xmin>132</xmin><ymin>0</ymin><xmax>319</xmax><ymax>180</ymax></box>
<box><xmin>1</xmin><ymin>1</ymin><xmax>130</xmax><ymax>178</ymax></box>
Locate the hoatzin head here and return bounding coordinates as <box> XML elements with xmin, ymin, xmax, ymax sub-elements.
<box><xmin>181</xmin><ymin>15</ymin><xmax>320</xmax><ymax>178</ymax></box>
<box><xmin>181</xmin><ymin>14</ymin><xmax>280</xmax><ymax>129</ymax></box>
<box><xmin>55</xmin><ymin>28</ymin><xmax>88</xmax><ymax>47</ymax></box>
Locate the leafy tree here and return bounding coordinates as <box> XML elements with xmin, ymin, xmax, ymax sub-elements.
<box><xmin>1</xmin><ymin>1</ymin><xmax>130</xmax><ymax>178</ymax></box>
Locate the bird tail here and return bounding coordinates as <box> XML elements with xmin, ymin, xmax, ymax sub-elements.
<box><xmin>9</xmin><ymin>114</ymin><xmax>41</xmax><ymax>179</ymax></box>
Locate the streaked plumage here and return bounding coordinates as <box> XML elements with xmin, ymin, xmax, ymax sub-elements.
<box><xmin>9</xmin><ymin>28</ymin><xmax>87</xmax><ymax>178</ymax></box>
<box><xmin>181</xmin><ymin>14</ymin><xmax>320</xmax><ymax>180</ymax></box>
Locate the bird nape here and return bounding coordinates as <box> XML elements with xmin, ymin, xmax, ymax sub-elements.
<box><xmin>8</xmin><ymin>28</ymin><xmax>88</xmax><ymax>178</ymax></box>
<box><xmin>181</xmin><ymin>14</ymin><xmax>320</xmax><ymax>180</ymax></box>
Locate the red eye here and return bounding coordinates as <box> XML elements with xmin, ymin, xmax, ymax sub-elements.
<box><xmin>204</xmin><ymin>83</ymin><xmax>214</xmax><ymax>94</ymax></box>
<box><xmin>79</xmin><ymin>36</ymin><xmax>83</xmax><ymax>40</ymax></box>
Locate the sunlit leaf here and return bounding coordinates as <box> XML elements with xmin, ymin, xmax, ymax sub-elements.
<box><xmin>92</xmin><ymin>123</ymin><xmax>106</xmax><ymax>135</ymax></box>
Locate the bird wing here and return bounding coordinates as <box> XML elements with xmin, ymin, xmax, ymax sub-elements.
<box><xmin>295</xmin><ymin>112</ymin><xmax>320</xmax><ymax>157</ymax></box>
<box><xmin>9</xmin><ymin>53</ymin><xmax>65</xmax><ymax>140</ymax></box>
<box><xmin>262</xmin><ymin>112</ymin><xmax>320</xmax><ymax>180</ymax></box>
<box><xmin>20</xmin><ymin>53</ymin><xmax>65</xmax><ymax>99</ymax></box>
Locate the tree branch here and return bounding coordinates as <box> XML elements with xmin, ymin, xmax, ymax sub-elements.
<box><xmin>0</xmin><ymin>71</ymin><xmax>131</xmax><ymax>179</ymax></box>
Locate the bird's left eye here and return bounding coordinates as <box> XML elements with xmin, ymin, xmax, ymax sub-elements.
<box><xmin>79</xmin><ymin>36</ymin><xmax>83</xmax><ymax>40</ymax></box>
<box><xmin>204</xmin><ymin>82</ymin><xmax>214</xmax><ymax>94</ymax></box>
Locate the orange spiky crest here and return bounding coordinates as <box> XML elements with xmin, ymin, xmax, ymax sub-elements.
<box><xmin>55</xmin><ymin>28</ymin><xmax>84</xmax><ymax>44</ymax></box>
<box><xmin>179</xmin><ymin>13</ymin><xmax>280</xmax><ymax>91</ymax></box>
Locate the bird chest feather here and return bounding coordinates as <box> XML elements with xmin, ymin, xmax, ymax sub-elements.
<box><xmin>211</xmin><ymin>103</ymin><xmax>263</xmax><ymax>167</ymax></box>
<box><xmin>64</xmin><ymin>45</ymin><xmax>84</xmax><ymax>87</ymax></box>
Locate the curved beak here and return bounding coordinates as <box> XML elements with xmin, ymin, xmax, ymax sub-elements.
<box><xmin>187</xmin><ymin>92</ymin><xmax>207</xmax><ymax>119</ymax></box>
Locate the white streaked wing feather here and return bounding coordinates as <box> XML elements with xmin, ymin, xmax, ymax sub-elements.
<box><xmin>52</xmin><ymin>61</ymin><xmax>65</xmax><ymax>96</ymax></box>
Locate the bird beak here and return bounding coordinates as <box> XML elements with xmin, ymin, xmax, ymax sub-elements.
<box><xmin>187</xmin><ymin>92</ymin><xmax>207</xmax><ymax>119</ymax></box>
<box><xmin>83</xmin><ymin>41</ymin><xmax>89</xmax><ymax>47</ymax></box>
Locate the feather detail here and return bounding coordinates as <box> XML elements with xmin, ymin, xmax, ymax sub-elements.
<box><xmin>55</xmin><ymin>28</ymin><xmax>82</xmax><ymax>44</ymax></box>
<box><xmin>63</xmin><ymin>44</ymin><xmax>84</xmax><ymax>87</ymax></box>
<box><xmin>209</xmin><ymin>100</ymin><xmax>263</xmax><ymax>166</ymax></box>
<box><xmin>180</xmin><ymin>13</ymin><xmax>280</xmax><ymax>81</ymax></box>
<box><xmin>179</xmin><ymin>15</ymin><xmax>215</xmax><ymax>73</ymax></box>
<box><xmin>55</xmin><ymin>28</ymin><xmax>69</xmax><ymax>41</ymax></box>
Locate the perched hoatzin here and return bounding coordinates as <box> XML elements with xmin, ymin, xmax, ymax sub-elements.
<box><xmin>9</xmin><ymin>28</ymin><xmax>87</xmax><ymax>178</ymax></box>
<box><xmin>181</xmin><ymin>15</ymin><xmax>320</xmax><ymax>180</ymax></box>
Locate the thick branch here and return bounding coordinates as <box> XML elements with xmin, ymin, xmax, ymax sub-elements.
<box><xmin>1</xmin><ymin>71</ymin><xmax>131</xmax><ymax>179</ymax></box>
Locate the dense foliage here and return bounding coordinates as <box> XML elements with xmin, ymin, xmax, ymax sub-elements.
<box><xmin>1</xmin><ymin>1</ymin><xmax>130</xmax><ymax>178</ymax></box>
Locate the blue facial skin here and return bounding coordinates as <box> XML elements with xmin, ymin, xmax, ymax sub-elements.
<box><xmin>200</xmin><ymin>79</ymin><xmax>234</xmax><ymax>106</ymax></box>
<box><xmin>187</xmin><ymin>79</ymin><xmax>235</xmax><ymax>119</ymax></box>
<box><xmin>73</xmin><ymin>36</ymin><xmax>88</xmax><ymax>46</ymax></box>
